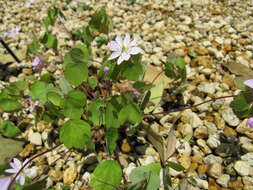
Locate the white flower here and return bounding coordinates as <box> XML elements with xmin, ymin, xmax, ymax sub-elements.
<box><xmin>108</xmin><ymin>34</ymin><xmax>142</xmax><ymax>65</ymax></box>
<box><xmin>5</xmin><ymin>158</ymin><xmax>36</xmax><ymax>186</ymax></box>
<box><xmin>0</xmin><ymin>176</ymin><xmax>12</xmax><ymax>190</ymax></box>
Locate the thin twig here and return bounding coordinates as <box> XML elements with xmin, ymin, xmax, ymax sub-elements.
<box><xmin>0</xmin><ymin>37</ymin><xmax>21</xmax><ymax>63</ymax></box>
<box><xmin>147</xmin><ymin>94</ymin><xmax>237</xmax><ymax>116</ymax></box>
<box><xmin>7</xmin><ymin>143</ymin><xmax>62</xmax><ymax>190</ymax></box>
<box><xmin>151</xmin><ymin>70</ymin><xmax>164</xmax><ymax>84</ymax></box>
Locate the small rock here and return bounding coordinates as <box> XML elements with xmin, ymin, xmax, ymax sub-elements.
<box><xmin>197</xmin><ymin>139</ymin><xmax>211</xmax><ymax>154</ymax></box>
<box><xmin>194</xmin><ymin>126</ymin><xmax>208</xmax><ymax>139</ymax></box>
<box><xmin>197</xmin><ymin>164</ymin><xmax>209</xmax><ymax>175</ymax></box>
<box><xmin>203</xmin><ymin>154</ymin><xmax>223</xmax><ymax>164</ymax></box>
<box><xmin>207</xmin><ymin>134</ymin><xmax>220</xmax><ymax>149</ymax></box>
<box><xmin>22</xmin><ymin>68</ymin><xmax>32</xmax><ymax>75</ymax></box>
<box><xmin>121</xmin><ymin>139</ymin><xmax>131</xmax><ymax>153</ymax></box>
<box><xmin>242</xmin><ymin>176</ymin><xmax>253</xmax><ymax>186</ymax></box>
<box><xmin>178</xmin><ymin>154</ymin><xmax>191</xmax><ymax>170</ymax></box>
<box><xmin>48</xmin><ymin>170</ymin><xmax>63</xmax><ymax>182</ymax></box>
<box><xmin>242</xmin><ymin>142</ymin><xmax>253</xmax><ymax>152</ymax></box>
<box><xmin>63</xmin><ymin>167</ymin><xmax>77</xmax><ymax>185</ymax></box>
<box><xmin>176</xmin><ymin>141</ymin><xmax>192</xmax><ymax>156</ymax></box>
<box><xmin>221</xmin><ymin>108</ymin><xmax>239</xmax><ymax>127</ymax></box>
<box><xmin>28</xmin><ymin>131</ymin><xmax>42</xmax><ymax>145</ymax></box>
<box><xmin>228</xmin><ymin>178</ymin><xmax>244</xmax><ymax>190</ymax></box>
<box><xmin>192</xmin><ymin>154</ymin><xmax>203</xmax><ymax>164</ymax></box>
<box><xmin>181</xmin><ymin>110</ymin><xmax>203</xmax><ymax>128</ymax></box>
<box><xmin>216</xmin><ymin>174</ymin><xmax>230</xmax><ymax>188</ymax></box>
<box><xmin>177</xmin><ymin>123</ymin><xmax>193</xmax><ymax>137</ymax></box>
<box><xmin>224</xmin><ymin>126</ymin><xmax>237</xmax><ymax>137</ymax></box>
<box><xmin>19</xmin><ymin>144</ymin><xmax>34</xmax><ymax>157</ymax></box>
<box><xmin>208</xmin><ymin>163</ymin><xmax>223</xmax><ymax>178</ymax></box>
<box><xmin>194</xmin><ymin>177</ymin><xmax>209</xmax><ymax>189</ymax></box>
<box><xmin>234</xmin><ymin>161</ymin><xmax>253</xmax><ymax>176</ymax></box>
<box><xmin>197</xmin><ymin>83</ymin><xmax>216</xmax><ymax>94</ymax></box>
<box><xmin>83</xmin><ymin>153</ymin><xmax>97</xmax><ymax>165</ymax></box>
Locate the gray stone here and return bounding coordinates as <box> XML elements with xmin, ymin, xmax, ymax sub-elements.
<box><xmin>221</xmin><ymin>108</ymin><xmax>240</xmax><ymax>127</ymax></box>
<box><xmin>216</xmin><ymin>174</ymin><xmax>230</xmax><ymax>187</ymax></box>
<box><xmin>207</xmin><ymin>134</ymin><xmax>220</xmax><ymax>149</ymax></box>
<box><xmin>197</xmin><ymin>83</ymin><xmax>216</xmax><ymax>94</ymax></box>
<box><xmin>203</xmin><ymin>154</ymin><xmax>223</xmax><ymax>164</ymax></box>
<box><xmin>181</xmin><ymin>110</ymin><xmax>203</xmax><ymax>128</ymax></box>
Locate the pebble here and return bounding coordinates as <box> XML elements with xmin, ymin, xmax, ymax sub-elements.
<box><xmin>181</xmin><ymin>110</ymin><xmax>203</xmax><ymax>128</ymax></box>
<box><xmin>63</xmin><ymin>167</ymin><xmax>77</xmax><ymax>185</ymax></box>
<box><xmin>197</xmin><ymin>83</ymin><xmax>216</xmax><ymax>94</ymax></box>
<box><xmin>194</xmin><ymin>126</ymin><xmax>208</xmax><ymax>139</ymax></box>
<box><xmin>178</xmin><ymin>154</ymin><xmax>191</xmax><ymax>170</ymax></box>
<box><xmin>221</xmin><ymin>108</ymin><xmax>240</xmax><ymax>127</ymax></box>
<box><xmin>216</xmin><ymin>174</ymin><xmax>230</xmax><ymax>188</ymax></box>
<box><xmin>207</xmin><ymin>134</ymin><xmax>220</xmax><ymax>149</ymax></box>
<box><xmin>234</xmin><ymin>161</ymin><xmax>253</xmax><ymax>176</ymax></box>
<box><xmin>208</xmin><ymin>163</ymin><xmax>223</xmax><ymax>178</ymax></box>
<box><xmin>28</xmin><ymin>131</ymin><xmax>42</xmax><ymax>145</ymax></box>
<box><xmin>203</xmin><ymin>154</ymin><xmax>223</xmax><ymax>164</ymax></box>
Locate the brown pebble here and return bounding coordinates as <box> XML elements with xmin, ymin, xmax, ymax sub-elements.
<box><xmin>224</xmin><ymin>126</ymin><xmax>236</xmax><ymax>137</ymax></box>
<box><xmin>192</xmin><ymin>154</ymin><xmax>203</xmax><ymax>164</ymax></box>
<box><xmin>22</xmin><ymin>68</ymin><xmax>32</xmax><ymax>75</ymax></box>
<box><xmin>228</xmin><ymin>177</ymin><xmax>244</xmax><ymax>190</ymax></box>
<box><xmin>197</xmin><ymin>164</ymin><xmax>209</xmax><ymax>175</ymax></box>
<box><xmin>19</xmin><ymin>144</ymin><xmax>34</xmax><ymax>157</ymax></box>
<box><xmin>48</xmin><ymin>170</ymin><xmax>63</xmax><ymax>182</ymax></box>
<box><xmin>121</xmin><ymin>139</ymin><xmax>131</xmax><ymax>153</ymax></box>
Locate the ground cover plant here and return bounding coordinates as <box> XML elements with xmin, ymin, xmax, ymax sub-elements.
<box><xmin>0</xmin><ymin>0</ymin><xmax>253</xmax><ymax>190</ymax></box>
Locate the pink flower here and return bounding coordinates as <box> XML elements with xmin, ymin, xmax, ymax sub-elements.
<box><xmin>31</xmin><ymin>56</ymin><xmax>43</xmax><ymax>70</ymax></box>
<box><xmin>28</xmin><ymin>99</ymin><xmax>40</xmax><ymax>113</ymax></box>
<box><xmin>244</xmin><ymin>79</ymin><xmax>253</xmax><ymax>89</ymax></box>
<box><xmin>247</xmin><ymin>117</ymin><xmax>253</xmax><ymax>128</ymax></box>
<box><xmin>103</xmin><ymin>66</ymin><xmax>109</xmax><ymax>73</ymax></box>
<box><xmin>108</xmin><ymin>34</ymin><xmax>142</xmax><ymax>65</ymax></box>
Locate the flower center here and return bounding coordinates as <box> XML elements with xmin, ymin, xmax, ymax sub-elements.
<box><xmin>121</xmin><ymin>45</ymin><xmax>129</xmax><ymax>52</ymax></box>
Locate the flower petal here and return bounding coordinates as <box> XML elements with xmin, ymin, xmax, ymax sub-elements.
<box><xmin>244</xmin><ymin>79</ymin><xmax>253</xmax><ymax>89</ymax></box>
<box><xmin>108</xmin><ymin>41</ymin><xmax>119</xmax><ymax>51</ymax></box>
<box><xmin>121</xmin><ymin>52</ymin><xmax>131</xmax><ymax>61</ymax></box>
<box><xmin>0</xmin><ymin>176</ymin><xmax>12</xmax><ymax>190</ymax></box>
<box><xmin>117</xmin><ymin>55</ymin><xmax>125</xmax><ymax>65</ymax></box>
<box><xmin>115</xmin><ymin>35</ymin><xmax>123</xmax><ymax>46</ymax></box>
<box><xmin>123</xmin><ymin>34</ymin><xmax>130</xmax><ymax>46</ymax></box>
<box><xmin>108</xmin><ymin>51</ymin><xmax>121</xmax><ymax>60</ymax></box>
<box><xmin>129</xmin><ymin>47</ymin><xmax>142</xmax><ymax>55</ymax></box>
<box><xmin>13</xmin><ymin>158</ymin><xmax>21</xmax><ymax>169</ymax></box>
<box><xmin>19</xmin><ymin>175</ymin><xmax>25</xmax><ymax>186</ymax></box>
<box><xmin>5</xmin><ymin>168</ymin><xmax>18</xmax><ymax>174</ymax></box>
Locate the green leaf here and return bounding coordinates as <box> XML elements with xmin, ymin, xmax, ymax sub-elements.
<box><xmin>144</xmin><ymin>83</ymin><xmax>164</xmax><ymax>113</ymax></box>
<box><xmin>133</xmin><ymin>81</ymin><xmax>153</xmax><ymax>93</ymax></box>
<box><xmin>60</xmin><ymin>119</ymin><xmax>91</xmax><ymax>149</ymax></box>
<box><xmin>44</xmin><ymin>7</ymin><xmax>58</xmax><ymax>29</ymax></box>
<box><xmin>29</xmin><ymin>81</ymin><xmax>54</xmax><ymax>104</ymax></box>
<box><xmin>0</xmin><ymin>121</ymin><xmax>21</xmax><ymax>137</ymax></box>
<box><xmin>59</xmin><ymin>77</ymin><xmax>72</xmax><ymax>94</ymax></box>
<box><xmin>0</xmin><ymin>99</ymin><xmax>22</xmax><ymax>112</ymax></box>
<box><xmin>41</xmin><ymin>32</ymin><xmax>58</xmax><ymax>50</ymax></box>
<box><xmin>106</xmin><ymin>128</ymin><xmax>118</xmax><ymax>155</ymax></box>
<box><xmin>230</xmin><ymin>91</ymin><xmax>253</xmax><ymax>119</ymax></box>
<box><xmin>90</xmin><ymin>160</ymin><xmax>122</xmax><ymax>190</ymax></box>
<box><xmin>167</xmin><ymin>161</ymin><xmax>185</xmax><ymax>171</ymax></box>
<box><xmin>62</xmin><ymin>90</ymin><xmax>86</xmax><ymax>119</ymax></box>
<box><xmin>129</xmin><ymin>166</ymin><xmax>160</xmax><ymax>190</ymax></box>
<box><xmin>87</xmin><ymin>99</ymin><xmax>105</xmax><ymax>126</ymax></box>
<box><xmin>118</xmin><ymin>103</ymin><xmax>143</xmax><ymax>125</ymax></box>
<box><xmin>0</xmin><ymin>135</ymin><xmax>24</xmax><ymax>165</ymax></box>
<box><xmin>146</xmin><ymin>163</ymin><xmax>161</xmax><ymax>176</ymax></box>
<box><xmin>140</xmin><ymin>91</ymin><xmax>151</xmax><ymax>110</ymax></box>
<box><xmin>88</xmin><ymin>77</ymin><xmax>98</xmax><ymax>90</ymax></box>
<box><xmin>64</xmin><ymin>45</ymin><xmax>89</xmax><ymax>86</ymax></box>
<box><xmin>120</xmin><ymin>62</ymin><xmax>145</xmax><ymax>81</ymax></box>
<box><xmin>23</xmin><ymin>179</ymin><xmax>46</xmax><ymax>190</ymax></box>
<box><xmin>165</xmin><ymin>53</ymin><xmax>186</xmax><ymax>81</ymax></box>
<box><xmin>89</xmin><ymin>7</ymin><xmax>112</xmax><ymax>34</ymax></box>
<box><xmin>27</xmin><ymin>39</ymin><xmax>40</xmax><ymax>55</ymax></box>
<box><xmin>47</xmin><ymin>91</ymin><xmax>62</xmax><ymax>107</ymax></box>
